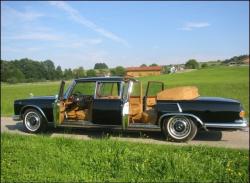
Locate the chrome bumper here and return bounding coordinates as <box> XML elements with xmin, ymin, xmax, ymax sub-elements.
<box><xmin>204</xmin><ymin>119</ymin><xmax>248</xmax><ymax>130</ymax></box>
<box><xmin>12</xmin><ymin>115</ymin><xmax>21</xmax><ymax>121</ymax></box>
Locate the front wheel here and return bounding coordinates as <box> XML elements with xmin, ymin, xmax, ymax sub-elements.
<box><xmin>162</xmin><ymin>116</ymin><xmax>197</xmax><ymax>142</ymax></box>
<box><xmin>23</xmin><ymin>109</ymin><xmax>47</xmax><ymax>133</ymax></box>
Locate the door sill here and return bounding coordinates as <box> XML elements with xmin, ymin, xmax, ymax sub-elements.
<box><xmin>58</xmin><ymin>121</ymin><xmax>160</xmax><ymax>130</ymax></box>
<box><xmin>59</xmin><ymin>120</ymin><xmax>122</xmax><ymax>129</ymax></box>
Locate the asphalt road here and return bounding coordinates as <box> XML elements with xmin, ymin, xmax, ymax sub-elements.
<box><xmin>1</xmin><ymin>117</ymin><xmax>249</xmax><ymax>149</ymax></box>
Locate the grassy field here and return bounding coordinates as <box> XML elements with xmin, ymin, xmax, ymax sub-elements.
<box><xmin>1</xmin><ymin>132</ymin><xmax>249</xmax><ymax>182</ymax></box>
<box><xmin>1</xmin><ymin>66</ymin><xmax>249</xmax><ymax>117</ymax></box>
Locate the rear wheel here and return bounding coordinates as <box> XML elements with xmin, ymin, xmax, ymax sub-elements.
<box><xmin>23</xmin><ymin>109</ymin><xmax>47</xmax><ymax>133</ymax></box>
<box><xmin>162</xmin><ymin>116</ymin><xmax>197</xmax><ymax>142</ymax></box>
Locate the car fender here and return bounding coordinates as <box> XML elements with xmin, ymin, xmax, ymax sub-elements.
<box><xmin>158</xmin><ymin>113</ymin><xmax>207</xmax><ymax>130</ymax></box>
<box><xmin>20</xmin><ymin>105</ymin><xmax>48</xmax><ymax>123</ymax></box>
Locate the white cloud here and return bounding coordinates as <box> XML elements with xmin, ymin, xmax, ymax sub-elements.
<box><xmin>49</xmin><ymin>1</ymin><xmax>128</xmax><ymax>46</ymax></box>
<box><xmin>7</xmin><ymin>32</ymin><xmax>62</xmax><ymax>41</ymax></box>
<box><xmin>55</xmin><ymin>38</ymin><xmax>103</xmax><ymax>48</ymax></box>
<box><xmin>180</xmin><ymin>22</ymin><xmax>211</xmax><ymax>31</ymax></box>
<box><xmin>2</xmin><ymin>4</ymin><xmax>45</xmax><ymax>22</ymax></box>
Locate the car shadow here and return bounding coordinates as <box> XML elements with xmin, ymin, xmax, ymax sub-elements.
<box><xmin>5</xmin><ymin>121</ymin><xmax>223</xmax><ymax>142</ymax></box>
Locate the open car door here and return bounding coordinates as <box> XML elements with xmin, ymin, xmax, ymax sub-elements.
<box><xmin>53</xmin><ymin>80</ymin><xmax>65</xmax><ymax>127</ymax></box>
<box><xmin>144</xmin><ymin>81</ymin><xmax>164</xmax><ymax>110</ymax></box>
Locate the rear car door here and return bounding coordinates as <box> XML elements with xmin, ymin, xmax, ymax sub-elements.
<box><xmin>92</xmin><ymin>81</ymin><xmax>123</xmax><ymax>125</ymax></box>
<box><xmin>144</xmin><ymin>81</ymin><xmax>164</xmax><ymax>110</ymax></box>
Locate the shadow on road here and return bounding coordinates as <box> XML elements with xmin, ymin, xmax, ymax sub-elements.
<box><xmin>5</xmin><ymin>121</ymin><xmax>223</xmax><ymax>141</ymax></box>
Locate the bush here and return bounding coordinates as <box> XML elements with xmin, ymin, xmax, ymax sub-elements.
<box><xmin>6</xmin><ymin>77</ymin><xmax>18</xmax><ymax>84</ymax></box>
<box><xmin>185</xmin><ymin>59</ymin><xmax>199</xmax><ymax>69</ymax></box>
<box><xmin>201</xmin><ymin>63</ymin><xmax>208</xmax><ymax>68</ymax></box>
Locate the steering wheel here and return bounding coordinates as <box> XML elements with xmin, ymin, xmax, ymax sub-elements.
<box><xmin>71</xmin><ymin>92</ymin><xmax>82</xmax><ymax>102</ymax></box>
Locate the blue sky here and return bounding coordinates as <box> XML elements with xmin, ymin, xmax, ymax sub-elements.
<box><xmin>1</xmin><ymin>1</ymin><xmax>249</xmax><ymax>69</ymax></box>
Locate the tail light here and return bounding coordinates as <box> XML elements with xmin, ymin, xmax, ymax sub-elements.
<box><xmin>239</xmin><ymin>111</ymin><xmax>245</xmax><ymax>118</ymax></box>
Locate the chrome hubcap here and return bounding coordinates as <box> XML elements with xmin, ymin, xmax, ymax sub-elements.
<box><xmin>167</xmin><ymin>116</ymin><xmax>191</xmax><ymax>139</ymax></box>
<box><xmin>24</xmin><ymin>112</ymin><xmax>41</xmax><ymax>131</ymax></box>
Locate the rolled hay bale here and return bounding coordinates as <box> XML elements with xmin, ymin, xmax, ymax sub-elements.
<box><xmin>157</xmin><ymin>86</ymin><xmax>199</xmax><ymax>100</ymax></box>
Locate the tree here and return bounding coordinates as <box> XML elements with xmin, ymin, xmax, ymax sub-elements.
<box><xmin>150</xmin><ymin>63</ymin><xmax>158</xmax><ymax>66</ymax></box>
<box><xmin>162</xmin><ymin>65</ymin><xmax>170</xmax><ymax>74</ymax></box>
<box><xmin>73</xmin><ymin>67</ymin><xmax>85</xmax><ymax>78</ymax></box>
<box><xmin>115</xmin><ymin>66</ymin><xmax>125</xmax><ymax>76</ymax></box>
<box><xmin>140</xmin><ymin>64</ymin><xmax>147</xmax><ymax>67</ymax></box>
<box><xmin>43</xmin><ymin>60</ymin><xmax>56</xmax><ymax>80</ymax></box>
<box><xmin>185</xmin><ymin>59</ymin><xmax>199</xmax><ymax>69</ymax></box>
<box><xmin>56</xmin><ymin>66</ymin><xmax>63</xmax><ymax>79</ymax></box>
<box><xmin>110</xmin><ymin>66</ymin><xmax>125</xmax><ymax>76</ymax></box>
<box><xmin>94</xmin><ymin>63</ymin><xmax>108</xmax><ymax>70</ymax></box>
<box><xmin>86</xmin><ymin>69</ymin><xmax>96</xmax><ymax>77</ymax></box>
<box><xmin>64</xmin><ymin>69</ymin><xmax>73</xmax><ymax>80</ymax></box>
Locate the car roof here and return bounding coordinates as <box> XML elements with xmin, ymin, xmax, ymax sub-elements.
<box><xmin>74</xmin><ymin>76</ymin><xmax>138</xmax><ymax>82</ymax></box>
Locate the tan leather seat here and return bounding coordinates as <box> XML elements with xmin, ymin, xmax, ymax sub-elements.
<box><xmin>142</xmin><ymin>109</ymin><xmax>157</xmax><ymax>124</ymax></box>
<box><xmin>129</xmin><ymin>97</ymin><xmax>143</xmax><ymax>122</ymax></box>
<box><xmin>76</xmin><ymin>110</ymin><xmax>86</xmax><ymax>120</ymax></box>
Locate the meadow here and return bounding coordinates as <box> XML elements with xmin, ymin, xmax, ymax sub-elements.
<box><xmin>1</xmin><ymin>132</ymin><xmax>249</xmax><ymax>182</ymax></box>
<box><xmin>1</xmin><ymin>66</ymin><xmax>249</xmax><ymax>116</ymax></box>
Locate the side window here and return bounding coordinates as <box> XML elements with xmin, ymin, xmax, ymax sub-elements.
<box><xmin>96</xmin><ymin>82</ymin><xmax>121</xmax><ymax>99</ymax></box>
<box><xmin>146</xmin><ymin>81</ymin><xmax>164</xmax><ymax>97</ymax></box>
<box><xmin>72</xmin><ymin>82</ymin><xmax>96</xmax><ymax>95</ymax></box>
<box><xmin>130</xmin><ymin>81</ymin><xmax>141</xmax><ymax>97</ymax></box>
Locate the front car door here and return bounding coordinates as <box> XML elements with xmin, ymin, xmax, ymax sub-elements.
<box><xmin>53</xmin><ymin>80</ymin><xmax>65</xmax><ymax>127</ymax></box>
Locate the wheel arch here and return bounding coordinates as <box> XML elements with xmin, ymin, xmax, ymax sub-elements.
<box><xmin>159</xmin><ymin>113</ymin><xmax>206</xmax><ymax>130</ymax></box>
<box><xmin>20</xmin><ymin>105</ymin><xmax>48</xmax><ymax>123</ymax></box>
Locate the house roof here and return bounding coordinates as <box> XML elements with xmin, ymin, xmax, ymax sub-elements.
<box><xmin>126</xmin><ymin>66</ymin><xmax>162</xmax><ymax>72</ymax></box>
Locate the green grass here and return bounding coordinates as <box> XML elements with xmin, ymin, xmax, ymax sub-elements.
<box><xmin>1</xmin><ymin>66</ymin><xmax>249</xmax><ymax>116</ymax></box>
<box><xmin>1</xmin><ymin>132</ymin><xmax>249</xmax><ymax>182</ymax></box>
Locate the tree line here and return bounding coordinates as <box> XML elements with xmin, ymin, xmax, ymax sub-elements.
<box><xmin>1</xmin><ymin>54</ymin><xmax>248</xmax><ymax>83</ymax></box>
<box><xmin>0</xmin><ymin>58</ymin><xmax>126</xmax><ymax>83</ymax></box>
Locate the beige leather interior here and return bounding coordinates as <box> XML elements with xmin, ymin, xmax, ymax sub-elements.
<box><xmin>145</xmin><ymin>96</ymin><xmax>157</xmax><ymax>110</ymax></box>
<box><xmin>97</xmin><ymin>96</ymin><xmax>120</xmax><ymax>99</ymax></box>
<box><xmin>129</xmin><ymin>96</ymin><xmax>143</xmax><ymax>122</ymax></box>
<box><xmin>58</xmin><ymin>99</ymin><xmax>92</xmax><ymax>122</ymax></box>
<box><xmin>59</xmin><ymin>101</ymin><xmax>65</xmax><ymax>123</ymax></box>
<box><xmin>142</xmin><ymin>109</ymin><xmax>157</xmax><ymax>123</ymax></box>
<box><xmin>157</xmin><ymin>86</ymin><xmax>199</xmax><ymax>100</ymax></box>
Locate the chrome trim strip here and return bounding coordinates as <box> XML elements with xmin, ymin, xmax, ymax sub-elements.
<box><xmin>20</xmin><ymin>105</ymin><xmax>48</xmax><ymax>123</ymax></box>
<box><xmin>158</xmin><ymin>113</ymin><xmax>206</xmax><ymax>129</ymax></box>
<box><xmin>177</xmin><ymin>103</ymin><xmax>182</xmax><ymax>112</ymax></box>
<box><xmin>12</xmin><ymin>115</ymin><xmax>21</xmax><ymax>121</ymax></box>
<box><xmin>204</xmin><ymin>119</ymin><xmax>248</xmax><ymax>129</ymax></box>
<box><xmin>128</xmin><ymin>123</ymin><xmax>160</xmax><ymax>129</ymax></box>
